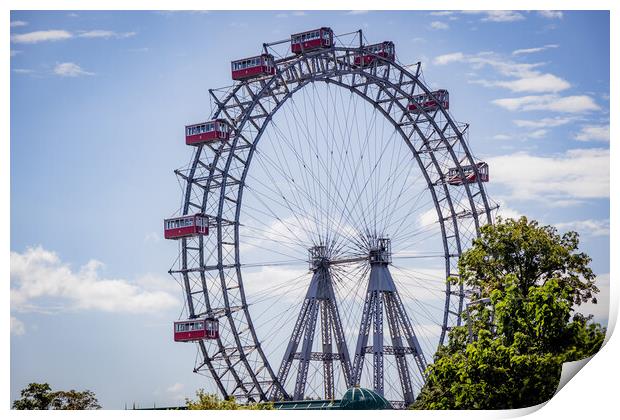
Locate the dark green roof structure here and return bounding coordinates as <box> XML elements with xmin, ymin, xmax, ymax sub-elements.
<box><xmin>273</xmin><ymin>387</ymin><xmax>393</xmax><ymax>410</ymax></box>
<box><xmin>340</xmin><ymin>387</ymin><xmax>393</xmax><ymax>410</ymax></box>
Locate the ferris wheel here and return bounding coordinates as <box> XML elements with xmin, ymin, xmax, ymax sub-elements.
<box><xmin>165</xmin><ymin>27</ymin><xmax>494</xmax><ymax>408</ymax></box>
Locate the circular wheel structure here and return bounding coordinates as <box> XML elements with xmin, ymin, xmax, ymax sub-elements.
<box><xmin>169</xmin><ymin>29</ymin><xmax>494</xmax><ymax>408</ymax></box>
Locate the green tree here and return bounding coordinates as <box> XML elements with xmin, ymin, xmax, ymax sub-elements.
<box><xmin>411</xmin><ymin>217</ymin><xmax>606</xmax><ymax>410</ymax></box>
<box><xmin>50</xmin><ymin>389</ymin><xmax>101</xmax><ymax>410</ymax></box>
<box><xmin>186</xmin><ymin>389</ymin><xmax>274</xmax><ymax>410</ymax></box>
<box><xmin>12</xmin><ymin>383</ymin><xmax>101</xmax><ymax>410</ymax></box>
<box><xmin>12</xmin><ymin>383</ymin><xmax>55</xmax><ymax>410</ymax></box>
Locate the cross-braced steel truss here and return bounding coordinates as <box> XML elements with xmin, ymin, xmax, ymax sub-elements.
<box><xmin>351</xmin><ymin>238</ymin><xmax>426</xmax><ymax>406</ymax></box>
<box><xmin>272</xmin><ymin>246</ymin><xmax>352</xmax><ymax>400</ymax></box>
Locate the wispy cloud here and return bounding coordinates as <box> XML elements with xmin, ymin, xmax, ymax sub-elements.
<box><xmin>11</xmin><ymin>246</ymin><xmax>179</xmax><ymax>314</ymax></box>
<box><xmin>539</xmin><ymin>11</ymin><xmax>564</xmax><ymax>19</ymax></box>
<box><xmin>513</xmin><ymin>117</ymin><xmax>573</xmax><ymax>129</ymax></box>
<box><xmin>77</xmin><ymin>30</ymin><xmax>136</xmax><ymax>39</ymax></box>
<box><xmin>487</xmin><ymin>148</ymin><xmax>609</xmax><ymax>201</ymax></box>
<box><xmin>347</xmin><ymin>10</ymin><xmax>369</xmax><ymax>15</ymax></box>
<box><xmin>12</xmin><ymin>68</ymin><xmax>35</xmax><ymax>75</ymax></box>
<box><xmin>512</xmin><ymin>44</ymin><xmax>559</xmax><ymax>55</ymax></box>
<box><xmin>54</xmin><ymin>62</ymin><xmax>95</xmax><ymax>77</ymax></box>
<box><xmin>554</xmin><ymin>219</ymin><xmax>610</xmax><ymax>237</ymax></box>
<box><xmin>11</xmin><ymin>29</ymin><xmax>136</xmax><ymax>44</ymax></box>
<box><xmin>433</xmin><ymin>52</ymin><xmax>464</xmax><ymax>65</ymax></box>
<box><xmin>462</xmin><ymin>10</ymin><xmax>525</xmax><ymax>22</ymax></box>
<box><xmin>11</xmin><ymin>316</ymin><xmax>26</xmax><ymax>336</ymax></box>
<box><xmin>493</xmin><ymin>94</ymin><xmax>599</xmax><ymax>113</ymax></box>
<box><xmin>430</xmin><ymin>21</ymin><xmax>449</xmax><ymax>30</ymax></box>
<box><xmin>11</xmin><ymin>20</ymin><xmax>28</xmax><ymax>27</ymax></box>
<box><xmin>524</xmin><ymin>129</ymin><xmax>548</xmax><ymax>139</ymax></box>
<box><xmin>11</xmin><ymin>30</ymin><xmax>72</xmax><ymax>44</ymax></box>
<box><xmin>574</xmin><ymin>125</ymin><xmax>610</xmax><ymax>142</ymax></box>
<box><xmin>476</xmin><ymin>73</ymin><xmax>570</xmax><ymax>93</ymax></box>
<box><xmin>434</xmin><ymin>51</ymin><xmax>570</xmax><ymax>93</ymax></box>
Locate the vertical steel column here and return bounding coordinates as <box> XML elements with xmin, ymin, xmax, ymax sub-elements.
<box><xmin>320</xmin><ymin>303</ymin><xmax>334</xmax><ymax>399</ymax></box>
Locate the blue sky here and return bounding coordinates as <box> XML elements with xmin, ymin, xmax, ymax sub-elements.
<box><xmin>10</xmin><ymin>10</ymin><xmax>609</xmax><ymax>408</ymax></box>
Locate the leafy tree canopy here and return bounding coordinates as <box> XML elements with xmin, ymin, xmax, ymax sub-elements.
<box><xmin>12</xmin><ymin>383</ymin><xmax>101</xmax><ymax>410</ymax></box>
<box><xmin>411</xmin><ymin>217</ymin><xmax>606</xmax><ymax>410</ymax></box>
<box><xmin>186</xmin><ymin>389</ymin><xmax>274</xmax><ymax>410</ymax></box>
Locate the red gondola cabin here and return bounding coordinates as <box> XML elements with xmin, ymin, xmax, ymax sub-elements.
<box><xmin>164</xmin><ymin>214</ymin><xmax>209</xmax><ymax>240</ymax></box>
<box><xmin>408</xmin><ymin>89</ymin><xmax>449</xmax><ymax>114</ymax></box>
<box><xmin>291</xmin><ymin>27</ymin><xmax>333</xmax><ymax>54</ymax></box>
<box><xmin>354</xmin><ymin>41</ymin><xmax>395</xmax><ymax>67</ymax></box>
<box><xmin>185</xmin><ymin>120</ymin><xmax>231</xmax><ymax>146</ymax></box>
<box><xmin>231</xmin><ymin>54</ymin><xmax>276</xmax><ymax>81</ymax></box>
<box><xmin>174</xmin><ymin>318</ymin><xmax>219</xmax><ymax>342</ymax></box>
<box><xmin>446</xmin><ymin>162</ymin><xmax>489</xmax><ymax>186</ymax></box>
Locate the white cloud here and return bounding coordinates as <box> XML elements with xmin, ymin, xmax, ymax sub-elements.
<box><xmin>12</xmin><ymin>68</ymin><xmax>35</xmax><ymax>75</ymax></box>
<box><xmin>53</xmin><ymin>62</ymin><xmax>94</xmax><ymax>77</ymax></box>
<box><xmin>11</xmin><ymin>20</ymin><xmax>28</xmax><ymax>27</ymax></box>
<box><xmin>574</xmin><ymin>125</ymin><xmax>610</xmax><ymax>142</ymax></box>
<box><xmin>512</xmin><ymin>44</ymin><xmax>559</xmax><ymax>55</ymax></box>
<box><xmin>433</xmin><ymin>52</ymin><xmax>464</xmax><ymax>65</ymax></box>
<box><xmin>493</xmin><ymin>134</ymin><xmax>511</xmax><ymax>141</ymax></box>
<box><xmin>11</xmin><ymin>316</ymin><xmax>26</xmax><ymax>335</ymax></box>
<box><xmin>554</xmin><ymin>219</ymin><xmax>610</xmax><ymax>237</ymax></box>
<box><xmin>417</xmin><ymin>207</ymin><xmax>438</xmax><ymax>228</ymax></box>
<box><xmin>487</xmin><ymin>148</ymin><xmax>609</xmax><ymax>201</ymax></box>
<box><xmin>524</xmin><ymin>129</ymin><xmax>548</xmax><ymax>139</ymax></box>
<box><xmin>462</xmin><ymin>10</ymin><xmax>525</xmax><ymax>22</ymax></box>
<box><xmin>11</xmin><ymin>30</ymin><xmax>72</xmax><ymax>44</ymax></box>
<box><xmin>481</xmin><ymin>11</ymin><xmax>525</xmax><ymax>22</ymax></box>
<box><xmin>242</xmin><ymin>265</ymin><xmax>309</xmax><ymax>301</ymax></box>
<box><xmin>493</xmin><ymin>94</ymin><xmax>600</xmax><ymax>113</ymax></box>
<box><xmin>166</xmin><ymin>383</ymin><xmax>184</xmax><ymax>393</ymax></box>
<box><xmin>495</xmin><ymin>200</ymin><xmax>523</xmax><ymax>220</ymax></box>
<box><xmin>77</xmin><ymin>30</ymin><xmax>136</xmax><ymax>39</ymax></box>
<box><xmin>430</xmin><ymin>21</ymin><xmax>449</xmax><ymax>30</ymax></box>
<box><xmin>347</xmin><ymin>10</ymin><xmax>369</xmax><ymax>15</ymax></box>
<box><xmin>539</xmin><ymin>11</ymin><xmax>564</xmax><ymax>19</ymax></box>
<box><xmin>11</xmin><ymin>246</ymin><xmax>179</xmax><ymax>314</ymax></box>
<box><xmin>513</xmin><ymin>117</ymin><xmax>572</xmax><ymax>129</ymax></box>
<box><xmin>429</xmin><ymin>11</ymin><xmax>455</xmax><ymax>17</ymax></box>
<box><xmin>439</xmin><ymin>51</ymin><xmax>570</xmax><ymax>94</ymax></box>
<box><xmin>490</xmin><ymin>73</ymin><xmax>570</xmax><ymax>93</ymax></box>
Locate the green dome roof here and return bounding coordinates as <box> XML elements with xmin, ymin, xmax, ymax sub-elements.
<box><xmin>340</xmin><ymin>387</ymin><xmax>393</xmax><ymax>410</ymax></box>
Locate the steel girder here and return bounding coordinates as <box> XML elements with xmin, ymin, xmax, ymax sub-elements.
<box><xmin>272</xmin><ymin>264</ymin><xmax>353</xmax><ymax>401</ymax></box>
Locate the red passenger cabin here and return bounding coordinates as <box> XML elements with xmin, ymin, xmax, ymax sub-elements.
<box><xmin>185</xmin><ymin>120</ymin><xmax>231</xmax><ymax>146</ymax></box>
<box><xmin>291</xmin><ymin>27</ymin><xmax>333</xmax><ymax>54</ymax></box>
<box><xmin>354</xmin><ymin>41</ymin><xmax>395</xmax><ymax>67</ymax></box>
<box><xmin>408</xmin><ymin>89</ymin><xmax>449</xmax><ymax>114</ymax></box>
<box><xmin>164</xmin><ymin>214</ymin><xmax>209</xmax><ymax>240</ymax></box>
<box><xmin>174</xmin><ymin>318</ymin><xmax>219</xmax><ymax>342</ymax></box>
<box><xmin>231</xmin><ymin>54</ymin><xmax>276</xmax><ymax>81</ymax></box>
<box><xmin>446</xmin><ymin>162</ymin><xmax>489</xmax><ymax>186</ymax></box>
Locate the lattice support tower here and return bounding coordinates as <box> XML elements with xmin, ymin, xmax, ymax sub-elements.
<box><xmin>352</xmin><ymin>238</ymin><xmax>427</xmax><ymax>406</ymax></box>
<box><xmin>272</xmin><ymin>245</ymin><xmax>353</xmax><ymax>400</ymax></box>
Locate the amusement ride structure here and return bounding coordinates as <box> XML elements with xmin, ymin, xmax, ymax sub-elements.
<box><xmin>165</xmin><ymin>27</ymin><xmax>495</xmax><ymax>408</ymax></box>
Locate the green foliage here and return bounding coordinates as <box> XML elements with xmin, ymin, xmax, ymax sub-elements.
<box><xmin>12</xmin><ymin>383</ymin><xmax>101</xmax><ymax>410</ymax></box>
<box><xmin>50</xmin><ymin>389</ymin><xmax>101</xmax><ymax>410</ymax></box>
<box><xmin>411</xmin><ymin>217</ymin><xmax>606</xmax><ymax>410</ymax></box>
<box><xmin>186</xmin><ymin>389</ymin><xmax>274</xmax><ymax>410</ymax></box>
